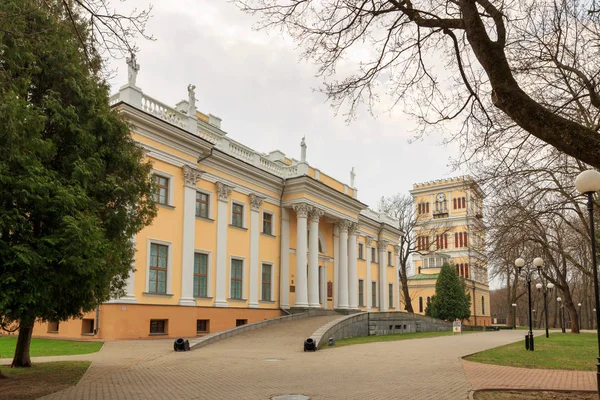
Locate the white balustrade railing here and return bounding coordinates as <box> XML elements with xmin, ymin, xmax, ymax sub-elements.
<box><xmin>141</xmin><ymin>94</ymin><xmax>187</xmax><ymax>130</ymax></box>
<box><xmin>109</xmin><ymin>94</ymin><xmax>120</xmax><ymax>106</ymax></box>
<box><xmin>228</xmin><ymin>141</ymin><xmax>254</xmax><ymax>162</ymax></box>
<box><xmin>197</xmin><ymin>128</ymin><xmax>221</xmax><ymax>145</ymax></box>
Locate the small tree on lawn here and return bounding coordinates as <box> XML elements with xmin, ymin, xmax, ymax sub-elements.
<box><xmin>0</xmin><ymin>1</ymin><xmax>156</xmax><ymax>369</ymax></box>
<box><xmin>426</xmin><ymin>264</ymin><xmax>471</xmax><ymax>322</ymax></box>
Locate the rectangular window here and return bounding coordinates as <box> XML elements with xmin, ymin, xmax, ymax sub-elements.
<box><xmin>358</xmin><ymin>279</ymin><xmax>364</xmax><ymax>307</ymax></box>
<box><xmin>389</xmin><ymin>283</ymin><xmax>394</xmax><ymax>308</ymax></box>
<box><xmin>372</xmin><ymin>282</ymin><xmax>377</xmax><ymax>307</ymax></box>
<box><xmin>232</xmin><ymin>203</ymin><xmax>244</xmax><ymax>227</ymax></box>
<box><xmin>196</xmin><ymin>319</ymin><xmax>210</xmax><ymax>333</ymax></box>
<box><xmin>262</xmin><ymin>212</ymin><xmax>273</xmax><ymax>235</ymax></box>
<box><xmin>419</xmin><ymin>297</ymin><xmax>423</xmax><ymax>313</ymax></box>
<box><xmin>149</xmin><ymin>243</ymin><xmax>168</xmax><ymax>294</ymax></box>
<box><xmin>82</xmin><ymin>319</ymin><xmax>94</xmax><ymax>334</ymax></box>
<box><xmin>358</xmin><ymin>243</ymin><xmax>364</xmax><ymax>259</ymax></box>
<box><xmin>453</xmin><ymin>198</ymin><xmax>457</xmax><ymax>209</ymax></box>
<box><xmin>230</xmin><ymin>259</ymin><xmax>243</xmax><ymax>299</ymax></box>
<box><xmin>388</xmin><ymin>251</ymin><xmax>392</xmax><ymax>266</ymax></box>
<box><xmin>150</xmin><ymin>319</ymin><xmax>166</xmax><ymax>334</ymax></box>
<box><xmin>261</xmin><ymin>263</ymin><xmax>272</xmax><ymax>301</ymax></box>
<box><xmin>236</xmin><ymin>319</ymin><xmax>248</xmax><ymax>327</ymax></box>
<box><xmin>47</xmin><ymin>321</ymin><xmax>59</xmax><ymax>333</ymax></box>
<box><xmin>194</xmin><ymin>253</ymin><xmax>208</xmax><ymax>297</ymax></box>
<box><xmin>196</xmin><ymin>192</ymin><xmax>209</xmax><ymax>218</ymax></box>
<box><xmin>153</xmin><ymin>174</ymin><xmax>169</xmax><ymax>205</ymax></box>
<box><xmin>371</xmin><ymin>247</ymin><xmax>376</xmax><ymax>263</ymax></box>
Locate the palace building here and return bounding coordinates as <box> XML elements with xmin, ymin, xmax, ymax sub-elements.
<box><xmin>31</xmin><ymin>61</ymin><xmax>402</xmax><ymax>340</ymax></box>
<box><xmin>405</xmin><ymin>177</ymin><xmax>491</xmax><ymax>326</ymax></box>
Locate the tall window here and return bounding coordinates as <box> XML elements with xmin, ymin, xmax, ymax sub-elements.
<box><xmin>196</xmin><ymin>192</ymin><xmax>209</xmax><ymax>218</ymax></box>
<box><xmin>481</xmin><ymin>296</ymin><xmax>485</xmax><ymax>314</ymax></box>
<box><xmin>418</xmin><ymin>236</ymin><xmax>430</xmax><ymax>251</ymax></box>
<box><xmin>193</xmin><ymin>253</ymin><xmax>208</xmax><ymax>297</ymax></box>
<box><xmin>388</xmin><ymin>283</ymin><xmax>393</xmax><ymax>308</ymax></box>
<box><xmin>455</xmin><ymin>232</ymin><xmax>468</xmax><ymax>248</ymax></box>
<box><xmin>153</xmin><ymin>175</ymin><xmax>169</xmax><ymax>205</ymax></box>
<box><xmin>388</xmin><ymin>251</ymin><xmax>392</xmax><ymax>266</ymax></box>
<box><xmin>232</xmin><ymin>203</ymin><xmax>244</xmax><ymax>227</ymax></box>
<box><xmin>453</xmin><ymin>197</ymin><xmax>466</xmax><ymax>209</ymax></box>
<box><xmin>230</xmin><ymin>259</ymin><xmax>243</xmax><ymax>299</ymax></box>
<box><xmin>465</xmin><ymin>264</ymin><xmax>469</xmax><ymax>278</ymax></box>
<box><xmin>417</xmin><ymin>202</ymin><xmax>431</xmax><ymax>214</ymax></box>
<box><xmin>372</xmin><ymin>282</ymin><xmax>377</xmax><ymax>307</ymax></box>
<box><xmin>371</xmin><ymin>247</ymin><xmax>376</xmax><ymax>263</ymax></box>
<box><xmin>419</xmin><ymin>297</ymin><xmax>423</xmax><ymax>313</ymax></box>
<box><xmin>263</xmin><ymin>212</ymin><xmax>273</xmax><ymax>235</ymax></box>
<box><xmin>149</xmin><ymin>243</ymin><xmax>168</xmax><ymax>294</ymax></box>
<box><xmin>261</xmin><ymin>264</ymin><xmax>272</xmax><ymax>301</ymax></box>
<box><xmin>358</xmin><ymin>280</ymin><xmax>364</xmax><ymax>306</ymax></box>
<box><xmin>358</xmin><ymin>243</ymin><xmax>364</xmax><ymax>259</ymax></box>
<box><xmin>436</xmin><ymin>234</ymin><xmax>448</xmax><ymax>250</ymax></box>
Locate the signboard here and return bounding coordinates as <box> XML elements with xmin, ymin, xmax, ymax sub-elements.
<box><xmin>453</xmin><ymin>321</ymin><xmax>462</xmax><ymax>334</ymax></box>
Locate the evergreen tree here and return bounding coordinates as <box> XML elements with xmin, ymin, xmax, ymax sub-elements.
<box><xmin>425</xmin><ymin>264</ymin><xmax>471</xmax><ymax>322</ymax></box>
<box><xmin>0</xmin><ymin>0</ymin><xmax>156</xmax><ymax>368</ymax></box>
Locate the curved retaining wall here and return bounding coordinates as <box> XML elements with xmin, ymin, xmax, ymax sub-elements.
<box><xmin>311</xmin><ymin>311</ymin><xmax>453</xmax><ymax>350</ymax></box>
<box><xmin>189</xmin><ymin>312</ymin><xmax>308</xmax><ymax>350</ymax></box>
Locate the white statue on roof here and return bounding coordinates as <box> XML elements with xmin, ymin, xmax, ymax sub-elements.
<box><xmin>126</xmin><ymin>53</ymin><xmax>140</xmax><ymax>86</ymax></box>
<box><xmin>350</xmin><ymin>167</ymin><xmax>356</xmax><ymax>187</ymax></box>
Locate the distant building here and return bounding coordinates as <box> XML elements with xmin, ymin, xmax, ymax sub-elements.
<box><xmin>31</xmin><ymin>62</ymin><xmax>402</xmax><ymax>340</ymax></box>
<box><xmin>405</xmin><ymin>177</ymin><xmax>491</xmax><ymax>326</ymax></box>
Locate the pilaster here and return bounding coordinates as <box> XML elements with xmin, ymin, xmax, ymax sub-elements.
<box><xmin>337</xmin><ymin>220</ymin><xmax>351</xmax><ymax>310</ymax></box>
<box><xmin>308</xmin><ymin>208</ymin><xmax>324</xmax><ymax>308</ymax></box>
<box><xmin>215</xmin><ymin>182</ymin><xmax>233</xmax><ymax>307</ymax></box>
<box><xmin>365</xmin><ymin>236</ymin><xmax>373</xmax><ymax>311</ymax></box>
<box><xmin>347</xmin><ymin>223</ymin><xmax>359</xmax><ymax>310</ymax></box>
<box><xmin>248</xmin><ymin>194</ymin><xmax>264</xmax><ymax>308</ymax></box>
<box><xmin>378</xmin><ymin>240</ymin><xmax>389</xmax><ymax>312</ymax></box>
<box><xmin>293</xmin><ymin>203</ymin><xmax>311</xmax><ymax>308</ymax></box>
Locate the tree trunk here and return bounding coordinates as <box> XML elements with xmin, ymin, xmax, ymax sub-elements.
<box><xmin>565</xmin><ymin>300</ymin><xmax>580</xmax><ymax>334</ymax></box>
<box><xmin>11</xmin><ymin>323</ymin><xmax>33</xmax><ymax>368</ymax></box>
<box><xmin>399</xmin><ymin>269</ymin><xmax>414</xmax><ymax>313</ymax></box>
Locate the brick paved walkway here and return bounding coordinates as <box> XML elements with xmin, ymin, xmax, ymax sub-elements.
<box><xmin>2</xmin><ymin>322</ymin><xmax>556</xmax><ymax>399</ymax></box>
<box><xmin>463</xmin><ymin>359</ymin><xmax>597</xmax><ymax>392</ymax></box>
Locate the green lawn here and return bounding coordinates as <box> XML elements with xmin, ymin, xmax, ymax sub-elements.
<box><xmin>0</xmin><ymin>361</ymin><xmax>90</xmax><ymax>400</ymax></box>
<box><xmin>326</xmin><ymin>330</ymin><xmax>475</xmax><ymax>348</ymax></box>
<box><xmin>0</xmin><ymin>337</ymin><xmax>103</xmax><ymax>359</ymax></box>
<box><xmin>465</xmin><ymin>333</ymin><xmax>598</xmax><ymax>371</ymax></box>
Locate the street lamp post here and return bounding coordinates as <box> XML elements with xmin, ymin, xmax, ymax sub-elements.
<box><xmin>536</xmin><ymin>282</ymin><xmax>555</xmax><ymax>338</ymax></box>
<box><xmin>515</xmin><ymin>257</ymin><xmax>544</xmax><ymax>351</ymax></box>
<box><xmin>557</xmin><ymin>297</ymin><xmax>566</xmax><ymax>333</ymax></box>
<box><xmin>578</xmin><ymin>303</ymin><xmax>582</xmax><ymax>331</ymax></box>
<box><xmin>575</xmin><ymin>169</ymin><xmax>600</xmax><ymax>398</ymax></box>
<box><xmin>512</xmin><ymin>303</ymin><xmax>517</xmax><ymax>328</ymax></box>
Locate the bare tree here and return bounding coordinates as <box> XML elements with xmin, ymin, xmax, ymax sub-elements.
<box><xmin>237</xmin><ymin>0</ymin><xmax>600</xmax><ymax>168</ymax></box>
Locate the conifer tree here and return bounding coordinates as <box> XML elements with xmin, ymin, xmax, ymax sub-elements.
<box><xmin>426</xmin><ymin>264</ymin><xmax>471</xmax><ymax>322</ymax></box>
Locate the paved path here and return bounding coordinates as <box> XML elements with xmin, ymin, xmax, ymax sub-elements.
<box><xmin>463</xmin><ymin>359</ymin><xmax>597</xmax><ymax>392</ymax></box>
<box><xmin>3</xmin><ymin>323</ymin><xmax>570</xmax><ymax>399</ymax></box>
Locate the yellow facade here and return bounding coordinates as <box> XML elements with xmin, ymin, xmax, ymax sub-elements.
<box><xmin>32</xmin><ymin>80</ymin><xmax>402</xmax><ymax>340</ymax></box>
<box><xmin>406</xmin><ymin>177</ymin><xmax>491</xmax><ymax>326</ymax></box>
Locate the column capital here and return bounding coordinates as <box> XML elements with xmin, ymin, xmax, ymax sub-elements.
<box><xmin>365</xmin><ymin>235</ymin><xmax>374</xmax><ymax>246</ymax></box>
<box><xmin>337</xmin><ymin>219</ymin><xmax>352</xmax><ymax>233</ymax></box>
<box><xmin>394</xmin><ymin>244</ymin><xmax>401</xmax><ymax>254</ymax></box>
<box><xmin>293</xmin><ymin>203</ymin><xmax>312</xmax><ymax>218</ymax></box>
<box><xmin>378</xmin><ymin>240</ymin><xmax>389</xmax><ymax>251</ymax></box>
<box><xmin>216</xmin><ymin>182</ymin><xmax>233</xmax><ymax>202</ymax></box>
<box><xmin>348</xmin><ymin>222</ymin><xmax>360</xmax><ymax>236</ymax></box>
<box><xmin>249</xmin><ymin>193</ymin><xmax>265</xmax><ymax>212</ymax></box>
<box><xmin>183</xmin><ymin>165</ymin><xmax>204</xmax><ymax>188</ymax></box>
<box><xmin>309</xmin><ymin>208</ymin><xmax>324</xmax><ymax>223</ymax></box>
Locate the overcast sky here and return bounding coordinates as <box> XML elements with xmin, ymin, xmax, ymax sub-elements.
<box><xmin>108</xmin><ymin>0</ymin><xmax>465</xmax><ymax>209</ymax></box>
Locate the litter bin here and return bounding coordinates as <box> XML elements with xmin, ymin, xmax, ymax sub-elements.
<box><xmin>174</xmin><ymin>338</ymin><xmax>190</xmax><ymax>352</ymax></box>
<box><xmin>303</xmin><ymin>338</ymin><xmax>316</xmax><ymax>352</ymax></box>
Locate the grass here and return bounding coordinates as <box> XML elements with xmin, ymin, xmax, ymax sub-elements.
<box><xmin>465</xmin><ymin>332</ymin><xmax>598</xmax><ymax>371</ymax></box>
<box><xmin>0</xmin><ymin>336</ymin><xmax>103</xmax><ymax>359</ymax></box>
<box><xmin>474</xmin><ymin>390</ymin><xmax>597</xmax><ymax>400</ymax></box>
<box><xmin>0</xmin><ymin>361</ymin><xmax>90</xmax><ymax>400</ymax></box>
<box><xmin>327</xmin><ymin>330</ymin><xmax>475</xmax><ymax>348</ymax></box>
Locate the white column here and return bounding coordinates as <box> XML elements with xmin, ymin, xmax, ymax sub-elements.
<box><xmin>378</xmin><ymin>240</ymin><xmax>389</xmax><ymax>312</ymax></box>
<box><xmin>365</xmin><ymin>236</ymin><xmax>373</xmax><ymax>311</ymax></box>
<box><xmin>337</xmin><ymin>220</ymin><xmax>351</xmax><ymax>309</ymax></box>
<box><xmin>394</xmin><ymin>245</ymin><xmax>401</xmax><ymax>311</ymax></box>
<box><xmin>248</xmin><ymin>194</ymin><xmax>264</xmax><ymax>308</ymax></box>
<box><xmin>214</xmin><ymin>182</ymin><xmax>233</xmax><ymax>307</ymax></box>
<box><xmin>280</xmin><ymin>208</ymin><xmax>291</xmax><ymax>309</ymax></box>
<box><xmin>348</xmin><ymin>223</ymin><xmax>359</xmax><ymax>310</ymax></box>
<box><xmin>308</xmin><ymin>208</ymin><xmax>323</xmax><ymax>308</ymax></box>
<box><xmin>179</xmin><ymin>166</ymin><xmax>204</xmax><ymax>306</ymax></box>
<box><xmin>293</xmin><ymin>203</ymin><xmax>311</xmax><ymax>308</ymax></box>
<box><xmin>333</xmin><ymin>225</ymin><xmax>340</xmax><ymax>309</ymax></box>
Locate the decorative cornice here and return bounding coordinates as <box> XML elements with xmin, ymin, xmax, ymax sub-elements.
<box><xmin>249</xmin><ymin>193</ymin><xmax>265</xmax><ymax>212</ymax></box>
<box><xmin>293</xmin><ymin>203</ymin><xmax>312</xmax><ymax>218</ymax></box>
<box><xmin>216</xmin><ymin>181</ymin><xmax>233</xmax><ymax>202</ymax></box>
<box><xmin>309</xmin><ymin>208</ymin><xmax>324</xmax><ymax>223</ymax></box>
<box><xmin>378</xmin><ymin>240</ymin><xmax>389</xmax><ymax>251</ymax></box>
<box><xmin>183</xmin><ymin>165</ymin><xmax>204</xmax><ymax>188</ymax></box>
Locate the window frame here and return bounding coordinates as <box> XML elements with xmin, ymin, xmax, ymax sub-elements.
<box><xmin>371</xmin><ymin>281</ymin><xmax>377</xmax><ymax>307</ymax></box>
<box><xmin>388</xmin><ymin>251</ymin><xmax>392</xmax><ymax>266</ymax></box>
<box><xmin>389</xmin><ymin>283</ymin><xmax>394</xmax><ymax>308</ymax></box>
<box><xmin>358</xmin><ymin>279</ymin><xmax>364</xmax><ymax>307</ymax></box>
<box><xmin>148</xmin><ymin>242</ymin><xmax>169</xmax><ymax>294</ymax></box>
<box><xmin>261</xmin><ymin>262</ymin><xmax>274</xmax><ymax>301</ymax></box>
<box><xmin>150</xmin><ymin>319</ymin><xmax>167</xmax><ymax>334</ymax></box>
<box><xmin>195</xmin><ymin>191</ymin><xmax>210</xmax><ymax>219</ymax></box>
<box><xmin>145</xmin><ymin>239</ymin><xmax>173</xmax><ymax>295</ymax></box>
<box><xmin>196</xmin><ymin>319</ymin><xmax>210</xmax><ymax>334</ymax></box>
<box><xmin>151</xmin><ymin>170</ymin><xmax>174</xmax><ymax>207</ymax></box>
<box><xmin>229</xmin><ymin>257</ymin><xmax>245</xmax><ymax>300</ymax></box>
<box><xmin>419</xmin><ymin>297</ymin><xmax>423</xmax><ymax>313</ymax></box>
<box><xmin>193</xmin><ymin>252</ymin><xmax>210</xmax><ymax>298</ymax></box>
<box><xmin>358</xmin><ymin>243</ymin><xmax>364</xmax><ymax>260</ymax></box>
<box><xmin>262</xmin><ymin>210</ymin><xmax>274</xmax><ymax>235</ymax></box>
<box><xmin>231</xmin><ymin>201</ymin><xmax>246</xmax><ymax>228</ymax></box>
<box><xmin>371</xmin><ymin>247</ymin><xmax>377</xmax><ymax>263</ymax></box>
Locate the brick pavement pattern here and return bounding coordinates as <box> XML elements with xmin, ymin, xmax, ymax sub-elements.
<box><xmin>463</xmin><ymin>359</ymin><xmax>596</xmax><ymax>391</ymax></box>
<box><xmin>2</xmin><ymin>320</ymin><xmax>564</xmax><ymax>399</ymax></box>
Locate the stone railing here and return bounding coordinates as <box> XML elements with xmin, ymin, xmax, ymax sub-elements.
<box><xmin>141</xmin><ymin>94</ymin><xmax>187</xmax><ymax>130</ymax></box>
<box><xmin>309</xmin><ymin>311</ymin><xmax>452</xmax><ymax>350</ymax></box>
